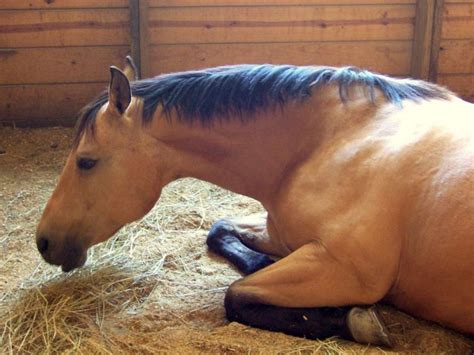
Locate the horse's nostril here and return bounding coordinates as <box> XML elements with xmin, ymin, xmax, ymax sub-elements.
<box><xmin>37</xmin><ymin>237</ymin><xmax>49</xmax><ymax>254</ymax></box>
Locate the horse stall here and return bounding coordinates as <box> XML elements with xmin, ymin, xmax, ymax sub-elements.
<box><xmin>1</xmin><ymin>0</ymin><xmax>473</xmax><ymax>353</ymax></box>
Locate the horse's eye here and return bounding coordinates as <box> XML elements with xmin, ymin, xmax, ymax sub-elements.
<box><xmin>77</xmin><ymin>158</ymin><xmax>98</xmax><ymax>171</ymax></box>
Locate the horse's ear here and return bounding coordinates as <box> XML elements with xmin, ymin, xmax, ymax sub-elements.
<box><xmin>108</xmin><ymin>66</ymin><xmax>131</xmax><ymax>116</ymax></box>
<box><xmin>123</xmin><ymin>55</ymin><xmax>138</xmax><ymax>81</ymax></box>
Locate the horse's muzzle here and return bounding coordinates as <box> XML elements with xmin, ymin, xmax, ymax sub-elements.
<box><xmin>36</xmin><ymin>235</ymin><xmax>87</xmax><ymax>272</ymax></box>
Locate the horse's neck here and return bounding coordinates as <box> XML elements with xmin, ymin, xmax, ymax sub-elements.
<box><xmin>150</xmin><ymin>90</ymin><xmax>380</xmax><ymax>205</ymax></box>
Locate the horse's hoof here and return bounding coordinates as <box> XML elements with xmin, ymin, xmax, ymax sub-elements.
<box><xmin>207</xmin><ymin>220</ymin><xmax>237</xmax><ymax>249</ymax></box>
<box><xmin>347</xmin><ymin>306</ymin><xmax>393</xmax><ymax>348</ymax></box>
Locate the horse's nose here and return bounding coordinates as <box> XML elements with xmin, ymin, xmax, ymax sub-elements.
<box><xmin>37</xmin><ymin>236</ymin><xmax>49</xmax><ymax>254</ymax></box>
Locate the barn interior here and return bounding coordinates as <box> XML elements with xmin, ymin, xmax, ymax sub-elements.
<box><xmin>1</xmin><ymin>1</ymin><xmax>473</xmax><ymax>353</ymax></box>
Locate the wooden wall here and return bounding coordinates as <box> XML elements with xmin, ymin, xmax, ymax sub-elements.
<box><xmin>0</xmin><ymin>0</ymin><xmax>130</xmax><ymax>126</ymax></box>
<box><xmin>1</xmin><ymin>0</ymin><xmax>473</xmax><ymax>126</ymax></box>
<box><xmin>437</xmin><ymin>0</ymin><xmax>474</xmax><ymax>102</ymax></box>
<box><xmin>147</xmin><ymin>0</ymin><xmax>416</xmax><ymax>76</ymax></box>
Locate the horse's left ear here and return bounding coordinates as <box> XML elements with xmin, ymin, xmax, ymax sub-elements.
<box><xmin>108</xmin><ymin>66</ymin><xmax>131</xmax><ymax>116</ymax></box>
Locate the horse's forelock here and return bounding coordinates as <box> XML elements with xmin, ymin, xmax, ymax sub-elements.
<box><xmin>73</xmin><ymin>91</ymin><xmax>108</xmax><ymax>148</ymax></box>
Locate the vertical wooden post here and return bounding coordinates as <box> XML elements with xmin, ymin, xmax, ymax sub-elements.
<box><xmin>411</xmin><ymin>0</ymin><xmax>435</xmax><ymax>80</ymax></box>
<box><xmin>129</xmin><ymin>0</ymin><xmax>141</xmax><ymax>76</ymax></box>
<box><xmin>428</xmin><ymin>0</ymin><xmax>444</xmax><ymax>82</ymax></box>
<box><xmin>411</xmin><ymin>0</ymin><xmax>444</xmax><ymax>81</ymax></box>
<box><xmin>139</xmin><ymin>0</ymin><xmax>150</xmax><ymax>78</ymax></box>
<box><xmin>129</xmin><ymin>0</ymin><xmax>149</xmax><ymax>79</ymax></box>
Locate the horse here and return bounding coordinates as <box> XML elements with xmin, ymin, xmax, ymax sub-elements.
<box><xmin>36</xmin><ymin>57</ymin><xmax>474</xmax><ymax>347</ymax></box>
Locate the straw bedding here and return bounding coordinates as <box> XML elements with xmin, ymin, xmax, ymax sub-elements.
<box><xmin>0</xmin><ymin>127</ymin><xmax>472</xmax><ymax>354</ymax></box>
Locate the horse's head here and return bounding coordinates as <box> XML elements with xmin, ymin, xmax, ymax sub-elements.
<box><xmin>36</xmin><ymin>58</ymin><xmax>168</xmax><ymax>271</ymax></box>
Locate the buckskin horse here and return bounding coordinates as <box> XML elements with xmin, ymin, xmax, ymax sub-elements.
<box><xmin>36</xmin><ymin>58</ymin><xmax>474</xmax><ymax>347</ymax></box>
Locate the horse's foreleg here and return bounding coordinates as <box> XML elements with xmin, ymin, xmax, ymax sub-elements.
<box><xmin>208</xmin><ymin>213</ymin><xmax>289</xmax><ymax>254</ymax></box>
<box><xmin>207</xmin><ymin>217</ymin><xmax>275</xmax><ymax>275</ymax></box>
<box><xmin>224</xmin><ymin>242</ymin><xmax>393</xmax><ymax>347</ymax></box>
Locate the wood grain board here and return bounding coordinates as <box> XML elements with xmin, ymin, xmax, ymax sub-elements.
<box><xmin>148</xmin><ymin>5</ymin><xmax>416</xmax><ymax>44</ymax></box>
<box><xmin>438</xmin><ymin>74</ymin><xmax>474</xmax><ymax>101</ymax></box>
<box><xmin>442</xmin><ymin>3</ymin><xmax>474</xmax><ymax>39</ymax></box>
<box><xmin>438</xmin><ymin>39</ymin><xmax>474</xmax><ymax>74</ymax></box>
<box><xmin>0</xmin><ymin>1</ymin><xmax>128</xmax><ymax>10</ymax></box>
<box><xmin>437</xmin><ymin>2</ymin><xmax>474</xmax><ymax>100</ymax></box>
<box><xmin>0</xmin><ymin>9</ymin><xmax>130</xmax><ymax>47</ymax></box>
<box><xmin>0</xmin><ymin>83</ymin><xmax>107</xmax><ymax>126</ymax></box>
<box><xmin>151</xmin><ymin>0</ymin><xmax>417</xmax><ymax>6</ymax></box>
<box><xmin>0</xmin><ymin>47</ymin><xmax>130</xmax><ymax>85</ymax></box>
<box><xmin>149</xmin><ymin>41</ymin><xmax>411</xmax><ymax>76</ymax></box>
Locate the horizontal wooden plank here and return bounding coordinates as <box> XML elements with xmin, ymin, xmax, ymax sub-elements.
<box><xmin>438</xmin><ymin>74</ymin><xmax>474</xmax><ymax>102</ymax></box>
<box><xmin>149</xmin><ymin>41</ymin><xmax>411</xmax><ymax>76</ymax></box>
<box><xmin>445</xmin><ymin>0</ymin><xmax>474</xmax><ymax>3</ymax></box>
<box><xmin>0</xmin><ymin>83</ymin><xmax>107</xmax><ymax>125</ymax></box>
<box><xmin>0</xmin><ymin>0</ymin><xmax>128</xmax><ymax>9</ymax></box>
<box><xmin>0</xmin><ymin>47</ymin><xmax>130</xmax><ymax>85</ymax></box>
<box><xmin>438</xmin><ymin>39</ymin><xmax>474</xmax><ymax>74</ymax></box>
<box><xmin>0</xmin><ymin>9</ymin><xmax>130</xmax><ymax>47</ymax></box>
<box><xmin>442</xmin><ymin>4</ymin><xmax>474</xmax><ymax>39</ymax></box>
<box><xmin>148</xmin><ymin>5</ymin><xmax>415</xmax><ymax>44</ymax></box>
<box><xmin>151</xmin><ymin>0</ymin><xmax>416</xmax><ymax>6</ymax></box>
<box><xmin>0</xmin><ymin>115</ymin><xmax>77</xmax><ymax>127</ymax></box>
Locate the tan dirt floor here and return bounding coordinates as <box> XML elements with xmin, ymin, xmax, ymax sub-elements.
<box><xmin>0</xmin><ymin>127</ymin><xmax>473</xmax><ymax>354</ymax></box>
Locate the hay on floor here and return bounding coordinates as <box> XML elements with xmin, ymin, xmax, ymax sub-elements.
<box><xmin>0</xmin><ymin>127</ymin><xmax>472</xmax><ymax>354</ymax></box>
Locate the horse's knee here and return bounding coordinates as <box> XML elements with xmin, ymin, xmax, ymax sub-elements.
<box><xmin>224</xmin><ymin>280</ymin><xmax>254</xmax><ymax>323</ymax></box>
<box><xmin>224</xmin><ymin>280</ymin><xmax>276</xmax><ymax>329</ymax></box>
<box><xmin>223</xmin><ymin>279</ymin><xmax>270</xmax><ymax>322</ymax></box>
<box><xmin>224</xmin><ymin>283</ymin><xmax>239</xmax><ymax>322</ymax></box>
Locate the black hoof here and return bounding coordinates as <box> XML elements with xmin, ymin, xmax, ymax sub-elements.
<box><xmin>207</xmin><ymin>219</ymin><xmax>274</xmax><ymax>275</ymax></box>
<box><xmin>206</xmin><ymin>219</ymin><xmax>237</xmax><ymax>253</ymax></box>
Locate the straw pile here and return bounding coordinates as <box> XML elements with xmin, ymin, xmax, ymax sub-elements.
<box><xmin>0</xmin><ymin>127</ymin><xmax>472</xmax><ymax>354</ymax></box>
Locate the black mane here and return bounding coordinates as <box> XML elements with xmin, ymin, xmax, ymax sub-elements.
<box><xmin>75</xmin><ymin>64</ymin><xmax>449</xmax><ymax>143</ymax></box>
